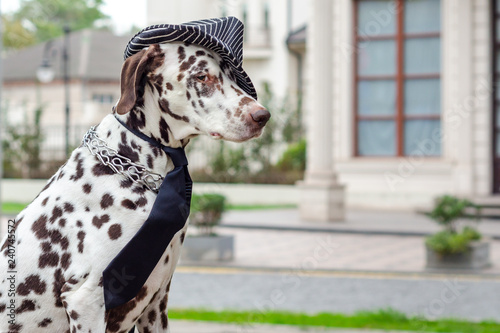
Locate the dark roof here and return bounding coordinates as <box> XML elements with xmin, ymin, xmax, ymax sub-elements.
<box><xmin>286</xmin><ymin>25</ymin><xmax>307</xmax><ymax>46</ymax></box>
<box><xmin>3</xmin><ymin>29</ymin><xmax>132</xmax><ymax>82</ymax></box>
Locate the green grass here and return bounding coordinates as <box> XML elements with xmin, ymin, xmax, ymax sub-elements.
<box><xmin>168</xmin><ymin>308</ymin><xmax>500</xmax><ymax>333</ymax></box>
<box><xmin>1</xmin><ymin>202</ymin><xmax>27</xmax><ymax>214</ymax></box>
<box><xmin>226</xmin><ymin>204</ymin><xmax>296</xmax><ymax>211</ymax></box>
<box><xmin>0</xmin><ymin>202</ymin><xmax>295</xmax><ymax>214</ymax></box>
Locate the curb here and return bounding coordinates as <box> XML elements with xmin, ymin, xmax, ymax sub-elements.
<box><xmin>176</xmin><ymin>264</ymin><xmax>500</xmax><ymax>280</ymax></box>
<box><xmin>219</xmin><ymin>223</ymin><xmax>500</xmax><ymax>240</ymax></box>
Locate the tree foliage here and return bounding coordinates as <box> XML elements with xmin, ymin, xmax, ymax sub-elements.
<box><xmin>3</xmin><ymin>0</ymin><xmax>110</xmax><ymax>50</ymax></box>
<box><xmin>2</xmin><ymin>15</ymin><xmax>37</xmax><ymax>49</ymax></box>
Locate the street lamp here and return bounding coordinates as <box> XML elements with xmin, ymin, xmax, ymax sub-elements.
<box><xmin>36</xmin><ymin>26</ymin><xmax>71</xmax><ymax>158</ymax></box>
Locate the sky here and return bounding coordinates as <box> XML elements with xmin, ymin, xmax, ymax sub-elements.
<box><xmin>1</xmin><ymin>0</ymin><xmax>147</xmax><ymax>35</ymax></box>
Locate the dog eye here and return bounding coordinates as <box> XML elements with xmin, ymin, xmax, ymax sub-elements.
<box><xmin>197</xmin><ymin>75</ymin><xmax>207</xmax><ymax>82</ymax></box>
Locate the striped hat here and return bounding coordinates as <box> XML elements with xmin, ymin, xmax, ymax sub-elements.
<box><xmin>124</xmin><ymin>16</ymin><xmax>257</xmax><ymax>100</ymax></box>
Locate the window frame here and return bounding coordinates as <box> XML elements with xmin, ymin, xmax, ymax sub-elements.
<box><xmin>353</xmin><ymin>0</ymin><xmax>441</xmax><ymax>157</ymax></box>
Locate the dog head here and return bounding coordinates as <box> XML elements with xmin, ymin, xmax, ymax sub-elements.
<box><xmin>115</xmin><ymin>43</ymin><xmax>270</xmax><ymax>145</ymax></box>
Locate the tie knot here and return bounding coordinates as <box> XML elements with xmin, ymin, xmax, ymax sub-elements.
<box><xmin>163</xmin><ymin>146</ymin><xmax>188</xmax><ymax>167</ymax></box>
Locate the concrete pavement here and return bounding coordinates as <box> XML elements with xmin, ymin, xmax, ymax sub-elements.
<box><xmin>2</xmin><ymin>208</ymin><xmax>500</xmax><ymax>332</ymax></box>
<box><xmin>220</xmin><ymin>208</ymin><xmax>500</xmax><ymax>239</ymax></box>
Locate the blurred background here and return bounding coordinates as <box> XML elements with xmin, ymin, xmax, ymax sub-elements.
<box><xmin>1</xmin><ymin>0</ymin><xmax>499</xmax><ymax>211</ymax></box>
<box><xmin>1</xmin><ymin>0</ymin><xmax>500</xmax><ymax>332</ymax></box>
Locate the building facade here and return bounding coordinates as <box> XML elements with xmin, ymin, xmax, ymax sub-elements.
<box><xmin>2</xmin><ymin>30</ymin><xmax>130</xmax><ymax>161</ymax></box>
<box><xmin>301</xmin><ymin>0</ymin><xmax>495</xmax><ymax>219</ymax></box>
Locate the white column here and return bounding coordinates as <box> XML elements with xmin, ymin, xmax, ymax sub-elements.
<box><xmin>298</xmin><ymin>0</ymin><xmax>345</xmax><ymax>222</ymax></box>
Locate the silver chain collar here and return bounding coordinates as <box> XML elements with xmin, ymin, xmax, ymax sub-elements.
<box><xmin>82</xmin><ymin>126</ymin><xmax>164</xmax><ymax>192</ymax></box>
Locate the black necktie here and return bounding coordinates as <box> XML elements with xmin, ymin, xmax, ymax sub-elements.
<box><xmin>102</xmin><ymin>117</ymin><xmax>192</xmax><ymax>310</ymax></box>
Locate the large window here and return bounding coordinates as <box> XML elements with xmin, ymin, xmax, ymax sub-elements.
<box><xmin>354</xmin><ymin>0</ymin><xmax>441</xmax><ymax>156</ymax></box>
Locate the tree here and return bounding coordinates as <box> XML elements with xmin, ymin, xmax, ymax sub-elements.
<box><xmin>3</xmin><ymin>0</ymin><xmax>110</xmax><ymax>49</ymax></box>
<box><xmin>2</xmin><ymin>15</ymin><xmax>37</xmax><ymax>49</ymax></box>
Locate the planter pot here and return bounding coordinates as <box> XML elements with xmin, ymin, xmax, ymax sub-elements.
<box><xmin>181</xmin><ymin>235</ymin><xmax>234</xmax><ymax>262</ymax></box>
<box><xmin>426</xmin><ymin>241</ymin><xmax>490</xmax><ymax>270</ymax></box>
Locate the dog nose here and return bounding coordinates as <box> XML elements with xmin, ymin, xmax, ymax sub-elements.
<box><xmin>250</xmin><ymin>109</ymin><xmax>271</xmax><ymax>127</ymax></box>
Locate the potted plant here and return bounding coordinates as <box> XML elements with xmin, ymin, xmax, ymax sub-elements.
<box><xmin>425</xmin><ymin>195</ymin><xmax>490</xmax><ymax>270</ymax></box>
<box><xmin>181</xmin><ymin>193</ymin><xmax>234</xmax><ymax>262</ymax></box>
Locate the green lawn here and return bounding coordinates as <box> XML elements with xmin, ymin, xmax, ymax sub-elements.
<box><xmin>1</xmin><ymin>202</ymin><xmax>27</xmax><ymax>214</ymax></box>
<box><xmin>168</xmin><ymin>308</ymin><xmax>500</xmax><ymax>333</ymax></box>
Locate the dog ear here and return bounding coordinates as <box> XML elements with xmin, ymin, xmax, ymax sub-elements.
<box><xmin>116</xmin><ymin>45</ymin><xmax>164</xmax><ymax>115</ymax></box>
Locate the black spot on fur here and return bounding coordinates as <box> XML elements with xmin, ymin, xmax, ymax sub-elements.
<box><xmin>121</xmin><ymin>199</ymin><xmax>137</xmax><ymax>210</ymax></box>
<box><xmin>39</xmin><ymin>252</ymin><xmax>59</xmax><ymax>268</ymax></box>
<box><xmin>41</xmin><ymin>242</ymin><xmax>52</xmax><ymax>252</ymax></box>
<box><xmin>178</xmin><ymin>46</ymin><xmax>186</xmax><ymax>62</ymax></box>
<box><xmin>49</xmin><ymin>206</ymin><xmax>63</xmax><ymax>224</ymax></box>
<box><xmin>70</xmin><ymin>153</ymin><xmax>84</xmax><ymax>181</ymax></box>
<box><xmin>120</xmin><ymin>178</ymin><xmax>134</xmax><ymax>188</ymax></box>
<box><xmin>92</xmin><ymin>215</ymin><xmax>110</xmax><ymax>229</ymax></box>
<box><xmin>127</xmin><ymin>109</ymin><xmax>147</xmax><ymax>130</ymax></box>
<box><xmin>32</xmin><ymin>215</ymin><xmax>49</xmax><ymax>239</ymax></box>
<box><xmin>148</xmin><ymin>309</ymin><xmax>157</xmax><ymax>324</ymax></box>
<box><xmin>136</xmin><ymin>197</ymin><xmax>148</xmax><ymax>207</ymax></box>
<box><xmin>77</xmin><ymin>231</ymin><xmax>85</xmax><ymax>253</ymax></box>
<box><xmin>53</xmin><ymin>269</ymin><xmax>65</xmax><ymax>307</ymax></box>
<box><xmin>61</xmin><ymin>253</ymin><xmax>71</xmax><ymax>269</ymax></box>
<box><xmin>100</xmin><ymin>193</ymin><xmax>114</xmax><ymax>209</ymax></box>
<box><xmin>118</xmin><ymin>143</ymin><xmax>140</xmax><ymax>162</ymax></box>
<box><xmin>83</xmin><ymin>183</ymin><xmax>92</xmax><ymax>194</ymax></box>
<box><xmin>16</xmin><ymin>300</ymin><xmax>36</xmax><ymax>313</ymax></box>
<box><xmin>159</xmin><ymin>118</ymin><xmax>170</xmax><ymax>143</ymax></box>
<box><xmin>159</xmin><ymin>98</ymin><xmax>190</xmax><ymax>123</ymax></box>
<box><xmin>70</xmin><ymin>310</ymin><xmax>79</xmax><ymax>320</ymax></box>
<box><xmin>63</xmin><ymin>202</ymin><xmax>74</xmax><ymax>213</ymax></box>
<box><xmin>92</xmin><ymin>163</ymin><xmax>114</xmax><ymax>176</ymax></box>
<box><xmin>108</xmin><ymin>224</ymin><xmax>122</xmax><ymax>240</ymax></box>
<box><xmin>17</xmin><ymin>275</ymin><xmax>47</xmax><ymax>296</ymax></box>
<box><xmin>38</xmin><ymin>318</ymin><xmax>53</xmax><ymax>327</ymax></box>
<box><xmin>8</xmin><ymin>323</ymin><xmax>22</xmax><ymax>332</ymax></box>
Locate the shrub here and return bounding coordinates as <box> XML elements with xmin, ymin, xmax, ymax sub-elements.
<box><xmin>428</xmin><ymin>195</ymin><xmax>476</xmax><ymax>232</ymax></box>
<box><xmin>277</xmin><ymin>139</ymin><xmax>306</xmax><ymax>172</ymax></box>
<box><xmin>425</xmin><ymin>195</ymin><xmax>482</xmax><ymax>255</ymax></box>
<box><xmin>190</xmin><ymin>193</ymin><xmax>226</xmax><ymax>236</ymax></box>
<box><xmin>426</xmin><ymin>227</ymin><xmax>481</xmax><ymax>254</ymax></box>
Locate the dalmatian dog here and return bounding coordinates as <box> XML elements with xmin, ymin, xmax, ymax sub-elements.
<box><xmin>0</xmin><ymin>42</ymin><xmax>270</xmax><ymax>333</ymax></box>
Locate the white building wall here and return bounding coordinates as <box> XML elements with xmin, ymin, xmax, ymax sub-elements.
<box><xmin>471</xmin><ymin>0</ymin><xmax>493</xmax><ymax>196</ymax></box>
<box><xmin>324</xmin><ymin>0</ymin><xmax>493</xmax><ymax>211</ymax></box>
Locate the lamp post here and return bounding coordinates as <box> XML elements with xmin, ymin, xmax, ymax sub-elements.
<box><xmin>36</xmin><ymin>26</ymin><xmax>71</xmax><ymax>158</ymax></box>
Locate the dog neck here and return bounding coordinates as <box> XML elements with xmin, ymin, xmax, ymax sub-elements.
<box><xmin>93</xmin><ymin>114</ymin><xmax>173</xmax><ymax>177</ymax></box>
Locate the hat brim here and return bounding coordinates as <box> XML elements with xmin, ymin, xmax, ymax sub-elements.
<box><xmin>124</xmin><ymin>17</ymin><xmax>257</xmax><ymax>100</ymax></box>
